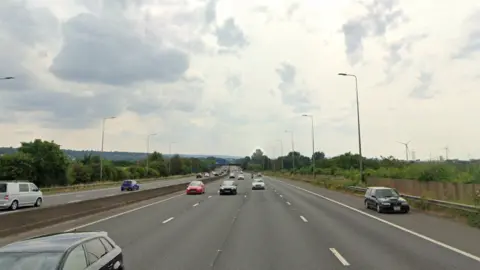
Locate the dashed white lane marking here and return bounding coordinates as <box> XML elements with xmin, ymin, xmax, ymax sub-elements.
<box><xmin>65</xmin><ymin>193</ymin><xmax>184</xmax><ymax>232</ymax></box>
<box><xmin>274</xmin><ymin>179</ymin><xmax>480</xmax><ymax>263</ymax></box>
<box><xmin>67</xmin><ymin>200</ymin><xmax>81</xmax><ymax>204</ymax></box>
<box><xmin>193</xmin><ymin>203</ymin><xmax>199</xmax><ymax>207</ymax></box>
<box><xmin>330</xmin><ymin>248</ymin><xmax>350</xmax><ymax>266</ymax></box>
<box><xmin>279</xmin><ymin>195</ymin><xmax>283</xmax><ymax>198</ymax></box>
<box><xmin>300</xmin><ymin>215</ymin><xmax>308</xmax><ymax>222</ymax></box>
<box><xmin>162</xmin><ymin>217</ymin><xmax>174</xmax><ymax>224</ymax></box>
<box><xmin>244</xmin><ymin>195</ymin><xmax>247</xmax><ymax>198</ymax></box>
<box><xmin>208</xmin><ymin>196</ymin><xmax>212</xmax><ymax>198</ymax></box>
<box><xmin>286</xmin><ymin>201</ymin><xmax>291</xmax><ymax>205</ymax></box>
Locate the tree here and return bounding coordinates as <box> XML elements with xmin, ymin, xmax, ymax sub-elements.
<box><xmin>169</xmin><ymin>154</ymin><xmax>183</xmax><ymax>175</ymax></box>
<box><xmin>18</xmin><ymin>139</ymin><xmax>70</xmax><ymax>186</ymax></box>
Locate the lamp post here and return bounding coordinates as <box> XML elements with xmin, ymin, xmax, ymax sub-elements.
<box><xmin>338</xmin><ymin>72</ymin><xmax>364</xmax><ymax>182</ymax></box>
<box><xmin>146</xmin><ymin>133</ymin><xmax>157</xmax><ymax>176</ymax></box>
<box><xmin>285</xmin><ymin>130</ymin><xmax>295</xmax><ymax>170</ymax></box>
<box><xmin>100</xmin><ymin>116</ymin><xmax>116</xmax><ymax>181</ymax></box>
<box><xmin>302</xmin><ymin>114</ymin><xmax>315</xmax><ymax>178</ymax></box>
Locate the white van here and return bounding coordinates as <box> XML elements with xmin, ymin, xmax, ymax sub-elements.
<box><xmin>0</xmin><ymin>181</ymin><xmax>43</xmax><ymax>211</ymax></box>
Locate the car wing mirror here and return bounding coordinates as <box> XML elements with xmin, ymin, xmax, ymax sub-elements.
<box><xmin>371</xmin><ymin>195</ymin><xmax>376</xmax><ymax>198</ymax></box>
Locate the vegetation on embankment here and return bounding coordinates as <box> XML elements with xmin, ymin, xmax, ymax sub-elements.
<box><xmin>0</xmin><ymin>139</ymin><xmax>220</xmax><ymax>188</ymax></box>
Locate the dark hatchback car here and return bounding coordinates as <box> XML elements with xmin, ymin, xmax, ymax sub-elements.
<box><xmin>364</xmin><ymin>187</ymin><xmax>410</xmax><ymax>213</ymax></box>
<box><xmin>120</xmin><ymin>180</ymin><xmax>139</xmax><ymax>191</ymax></box>
<box><xmin>0</xmin><ymin>231</ymin><xmax>124</xmax><ymax>270</ymax></box>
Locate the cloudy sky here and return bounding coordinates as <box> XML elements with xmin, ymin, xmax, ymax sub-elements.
<box><xmin>0</xmin><ymin>0</ymin><xmax>479</xmax><ymax>160</ymax></box>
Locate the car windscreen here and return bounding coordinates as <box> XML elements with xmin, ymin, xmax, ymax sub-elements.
<box><xmin>376</xmin><ymin>189</ymin><xmax>399</xmax><ymax>198</ymax></box>
<box><xmin>254</xmin><ymin>179</ymin><xmax>263</xmax><ymax>182</ymax></box>
<box><xmin>0</xmin><ymin>183</ymin><xmax>7</xmax><ymax>193</ymax></box>
<box><xmin>189</xmin><ymin>182</ymin><xmax>201</xmax><ymax>186</ymax></box>
<box><xmin>222</xmin><ymin>181</ymin><xmax>234</xmax><ymax>186</ymax></box>
<box><xmin>122</xmin><ymin>180</ymin><xmax>132</xmax><ymax>185</ymax></box>
<box><xmin>0</xmin><ymin>252</ymin><xmax>63</xmax><ymax>270</ymax></box>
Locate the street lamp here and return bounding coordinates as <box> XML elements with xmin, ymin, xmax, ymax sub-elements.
<box><xmin>168</xmin><ymin>141</ymin><xmax>177</xmax><ymax>175</ymax></box>
<box><xmin>338</xmin><ymin>72</ymin><xmax>364</xmax><ymax>182</ymax></box>
<box><xmin>302</xmin><ymin>114</ymin><xmax>316</xmax><ymax>178</ymax></box>
<box><xmin>277</xmin><ymin>139</ymin><xmax>284</xmax><ymax>170</ymax></box>
<box><xmin>100</xmin><ymin>116</ymin><xmax>116</xmax><ymax>181</ymax></box>
<box><xmin>146</xmin><ymin>133</ymin><xmax>158</xmax><ymax>176</ymax></box>
<box><xmin>0</xmin><ymin>77</ymin><xmax>14</xmax><ymax>80</ymax></box>
<box><xmin>285</xmin><ymin>130</ymin><xmax>295</xmax><ymax>170</ymax></box>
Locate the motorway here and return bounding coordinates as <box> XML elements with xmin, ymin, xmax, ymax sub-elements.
<box><xmin>68</xmin><ymin>175</ymin><xmax>480</xmax><ymax>269</ymax></box>
<box><xmin>0</xmin><ymin>176</ymin><xmax>198</xmax><ymax>215</ymax></box>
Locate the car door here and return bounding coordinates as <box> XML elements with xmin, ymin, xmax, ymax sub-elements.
<box><xmin>84</xmin><ymin>238</ymin><xmax>111</xmax><ymax>270</ymax></box>
<box><xmin>18</xmin><ymin>183</ymin><xmax>32</xmax><ymax>206</ymax></box>
<box><xmin>29</xmin><ymin>183</ymin><xmax>41</xmax><ymax>201</ymax></box>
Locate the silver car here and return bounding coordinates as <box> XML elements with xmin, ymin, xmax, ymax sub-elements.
<box><xmin>219</xmin><ymin>180</ymin><xmax>238</xmax><ymax>195</ymax></box>
<box><xmin>0</xmin><ymin>181</ymin><xmax>43</xmax><ymax>211</ymax></box>
<box><xmin>252</xmin><ymin>178</ymin><xmax>265</xmax><ymax>190</ymax></box>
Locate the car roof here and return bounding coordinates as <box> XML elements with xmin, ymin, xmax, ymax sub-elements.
<box><xmin>368</xmin><ymin>186</ymin><xmax>393</xmax><ymax>190</ymax></box>
<box><xmin>0</xmin><ymin>181</ymin><xmax>32</xmax><ymax>184</ymax></box>
<box><xmin>0</xmin><ymin>232</ymin><xmax>107</xmax><ymax>253</ymax></box>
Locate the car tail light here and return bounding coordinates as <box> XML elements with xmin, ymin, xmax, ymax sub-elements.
<box><xmin>3</xmin><ymin>195</ymin><xmax>8</xmax><ymax>200</ymax></box>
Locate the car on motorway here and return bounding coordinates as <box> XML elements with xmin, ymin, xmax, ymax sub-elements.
<box><xmin>120</xmin><ymin>180</ymin><xmax>139</xmax><ymax>191</ymax></box>
<box><xmin>213</xmin><ymin>172</ymin><xmax>219</xmax><ymax>176</ymax></box>
<box><xmin>186</xmin><ymin>181</ymin><xmax>205</xmax><ymax>195</ymax></box>
<box><xmin>196</xmin><ymin>173</ymin><xmax>203</xmax><ymax>179</ymax></box>
<box><xmin>204</xmin><ymin>172</ymin><xmax>210</xmax><ymax>177</ymax></box>
<box><xmin>229</xmin><ymin>173</ymin><xmax>235</xmax><ymax>179</ymax></box>
<box><xmin>0</xmin><ymin>181</ymin><xmax>43</xmax><ymax>211</ymax></box>
<box><xmin>237</xmin><ymin>173</ymin><xmax>245</xmax><ymax>180</ymax></box>
<box><xmin>219</xmin><ymin>180</ymin><xmax>237</xmax><ymax>195</ymax></box>
<box><xmin>0</xmin><ymin>231</ymin><xmax>124</xmax><ymax>270</ymax></box>
<box><xmin>252</xmin><ymin>177</ymin><xmax>265</xmax><ymax>190</ymax></box>
<box><xmin>364</xmin><ymin>187</ymin><xmax>410</xmax><ymax>213</ymax></box>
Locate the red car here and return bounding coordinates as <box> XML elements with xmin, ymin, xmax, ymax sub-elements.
<box><xmin>186</xmin><ymin>181</ymin><xmax>205</xmax><ymax>195</ymax></box>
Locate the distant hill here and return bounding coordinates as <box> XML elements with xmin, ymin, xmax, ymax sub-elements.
<box><xmin>0</xmin><ymin>147</ymin><xmax>241</xmax><ymax>161</ymax></box>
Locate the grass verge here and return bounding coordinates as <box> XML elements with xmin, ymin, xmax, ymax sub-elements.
<box><xmin>266</xmin><ymin>172</ymin><xmax>480</xmax><ymax>229</ymax></box>
<box><xmin>41</xmin><ymin>174</ymin><xmax>194</xmax><ymax>195</ymax></box>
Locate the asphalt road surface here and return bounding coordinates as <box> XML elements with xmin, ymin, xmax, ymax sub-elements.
<box><xmin>74</xmin><ymin>176</ymin><xmax>480</xmax><ymax>269</ymax></box>
<box><xmin>0</xmin><ymin>176</ymin><xmax>198</xmax><ymax>215</ymax></box>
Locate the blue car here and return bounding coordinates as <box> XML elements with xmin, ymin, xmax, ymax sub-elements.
<box><xmin>120</xmin><ymin>180</ymin><xmax>139</xmax><ymax>191</ymax></box>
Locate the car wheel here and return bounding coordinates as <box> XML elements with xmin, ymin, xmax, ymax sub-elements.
<box><xmin>376</xmin><ymin>204</ymin><xmax>382</xmax><ymax>213</ymax></box>
<box><xmin>10</xmin><ymin>200</ymin><xmax>19</xmax><ymax>211</ymax></box>
<box><xmin>403</xmin><ymin>209</ymin><xmax>410</xmax><ymax>214</ymax></box>
<box><xmin>34</xmin><ymin>198</ymin><xmax>42</xmax><ymax>207</ymax></box>
<box><xmin>364</xmin><ymin>200</ymin><xmax>369</xmax><ymax>209</ymax></box>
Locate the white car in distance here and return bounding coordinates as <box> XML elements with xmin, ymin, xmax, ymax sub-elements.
<box><xmin>237</xmin><ymin>173</ymin><xmax>245</xmax><ymax>180</ymax></box>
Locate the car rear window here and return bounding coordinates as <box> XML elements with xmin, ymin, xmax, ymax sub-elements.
<box><xmin>0</xmin><ymin>184</ymin><xmax>7</xmax><ymax>193</ymax></box>
<box><xmin>189</xmin><ymin>182</ymin><xmax>201</xmax><ymax>186</ymax></box>
<box><xmin>123</xmin><ymin>180</ymin><xmax>132</xmax><ymax>185</ymax></box>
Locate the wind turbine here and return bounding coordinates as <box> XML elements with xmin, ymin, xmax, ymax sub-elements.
<box><xmin>397</xmin><ymin>141</ymin><xmax>411</xmax><ymax>161</ymax></box>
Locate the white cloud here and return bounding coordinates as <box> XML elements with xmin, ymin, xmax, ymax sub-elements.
<box><xmin>1</xmin><ymin>0</ymin><xmax>480</xmax><ymax>160</ymax></box>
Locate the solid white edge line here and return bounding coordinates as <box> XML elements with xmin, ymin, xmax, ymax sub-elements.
<box><xmin>300</xmin><ymin>215</ymin><xmax>308</xmax><ymax>222</ymax></box>
<box><xmin>67</xmin><ymin>200</ymin><xmax>81</xmax><ymax>204</ymax></box>
<box><xmin>275</xmin><ymin>179</ymin><xmax>480</xmax><ymax>263</ymax></box>
<box><xmin>65</xmin><ymin>193</ymin><xmax>184</xmax><ymax>232</ymax></box>
<box><xmin>162</xmin><ymin>217</ymin><xmax>174</xmax><ymax>224</ymax></box>
<box><xmin>193</xmin><ymin>203</ymin><xmax>199</xmax><ymax>207</ymax></box>
<box><xmin>286</xmin><ymin>201</ymin><xmax>291</xmax><ymax>205</ymax></box>
<box><xmin>329</xmin><ymin>248</ymin><xmax>350</xmax><ymax>266</ymax></box>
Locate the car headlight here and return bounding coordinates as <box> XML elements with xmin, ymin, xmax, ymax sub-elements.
<box><xmin>399</xmin><ymin>198</ymin><xmax>409</xmax><ymax>205</ymax></box>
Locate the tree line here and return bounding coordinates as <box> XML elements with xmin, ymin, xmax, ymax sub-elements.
<box><xmin>236</xmin><ymin>149</ymin><xmax>480</xmax><ymax>184</ymax></box>
<box><xmin>0</xmin><ymin>139</ymin><xmax>218</xmax><ymax>187</ymax></box>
